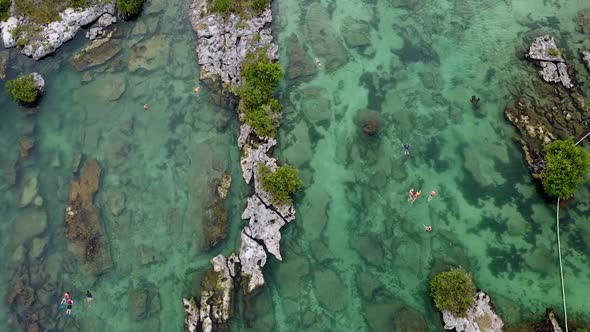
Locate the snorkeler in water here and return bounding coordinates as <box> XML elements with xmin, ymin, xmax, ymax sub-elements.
<box><xmin>403</xmin><ymin>143</ymin><xmax>411</xmax><ymax>156</ymax></box>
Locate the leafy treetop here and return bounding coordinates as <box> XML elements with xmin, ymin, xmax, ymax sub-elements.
<box><xmin>5</xmin><ymin>74</ymin><xmax>40</xmax><ymax>105</ymax></box>
<box><xmin>541</xmin><ymin>139</ymin><xmax>590</xmax><ymax>199</ymax></box>
<box><xmin>258</xmin><ymin>163</ymin><xmax>303</xmax><ymax>205</ymax></box>
<box><xmin>430</xmin><ymin>268</ymin><xmax>477</xmax><ymax>317</ymax></box>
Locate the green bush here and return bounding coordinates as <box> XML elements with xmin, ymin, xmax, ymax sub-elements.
<box><xmin>430</xmin><ymin>268</ymin><xmax>476</xmax><ymax>317</ymax></box>
<box><xmin>541</xmin><ymin>139</ymin><xmax>590</xmax><ymax>199</ymax></box>
<box><xmin>548</xmin><ymin>48</ymin><xmax>560</xmax><ymax>57</ymax></box>
<box><xmin>212</xmin><ymin>0</ymin><xmax>233</xmax><ymax>13</ymax></box>
<box><xmin>116</xmin><ymin>0</ymin><xmax>145</xmax><ymax>19</ymax></box>
<box><xmin>250</xmin><ymin>0</ymin><xmax>269</xmax><ymax>15</ymax></box>
<box><xmin>0</xmin><ymin>0</ymin><xmax>11</xmax><ymax>22</ymax></box>
<box><xmin>258</xmin><ymin>163</ymin><xmax>303</xmax><ymax>205</ymax></box>
<box><xmin>68</xmin><ymin>0</ymin><xmax>89</xmax><ymax>9</ymax></box>
<box><xmin>6</xmin><ymin>75</ymin><xmax>40</xmax><ymax>105</ymax></box>
<box><xmin>239</xmin><ymin>50</ymin><xmax>284</xmax><ymax>137</ymax></box>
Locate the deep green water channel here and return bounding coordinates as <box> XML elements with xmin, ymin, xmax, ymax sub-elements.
<box><xmin>1</xmin><ymin>0</ymin><xmax>590</xmax><ymax>331</ymax></box>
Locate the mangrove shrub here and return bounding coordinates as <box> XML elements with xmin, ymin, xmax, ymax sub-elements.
<box><xmin>258</xmin><ymin>163</ymin><xmax>302</xmax><ymax>205</ymax></box>
<box><xmin>541</xmin><ymin>139</ymin><xmax>590</xmax><ymax>199</ymax></box>
<box><xmin>430</xmin><ymin>268</ymin><xmax>476</xmax><ymax>317</ymax></box>
<box><xmin>6</xmin><ymin>75</ymin><xmax>40</xmax><ymax>105</ymax></box>
<box><xmin>212</xmin><ymin>0</ymin><xmax>233</xmax><ymax>13</ymax></box>
<box><xmin>239</xmin><ymin>50</ymin><xmax>284</xmax><ymax>137</ymax></box>
<box><xmin>0</xmin><ymin>0</ymin><xmax>10</xmax><ymax>21</ymax></box>
<box><xmin>116</xmin><ymin>0</ymin><xmax>145</xmax><ymax>18</ymax></box>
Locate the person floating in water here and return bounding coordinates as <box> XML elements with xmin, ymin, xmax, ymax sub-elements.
<box><xmin>85</xmin><ymin>291</ymin><xmax>93</xmax><ymax>307</ymax></box>
<box><xmin>411</xmin><ymin>190</ymin><xmax>421</xmax><ymax>203</ymax></box>
<box><xmin>423</xmin><ymin>224</ymin><xmax>433</xmax><ymax>232</ymax></box>
<box><xmin>315</xmin><ymin>58</ymin><xmax>322</xmax><ymax>69</ymax></box>
<box><xmin>193</xmin><ymin>86</ymin><xmax>201</xmax><ymax>93</ymax></box>
<box><xmin>428</xmin><ymin>190</ymin><xmax>436</xmax><ymax>202</ymax></box>
<box><xmin>143</xmin><ymin>104</ymin><xmax>149</xmax><ymax>111</ymax></box>
<box><xmin>407</xmin><ymin>187</ymin><xmax>414</xmax><ymax>202</ymax></box>
<box><xmin>470</xmin><ymin>95</ymin><xmax>480</xmax><ymax>108</ymax></box>
<box><xmin>59</xmin><ymin>292</ymin><xmax>70</xmax><ymax>309</ymax></box>
<box><xmin>403</xmin><ymin>143</ymin><xmax>411</xmax><ymax>156</ymax></box>
<box><xmin>65</xmin><ymin>299</ymin><xmax>74</xmax><ymax>319</ymax></box>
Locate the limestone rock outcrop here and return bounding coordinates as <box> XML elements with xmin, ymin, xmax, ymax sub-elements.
<box><xmin>189</xmin><ymin>0</ymin><xmax>278</xmax><ymax>86</ymax></box>
<box><xmin>442</xmin><ymin>292</ymin><xmax>504</xmax><ymax>332</ymax></box>
<box><xmin>527</xmin><ymin>36</ymin><xmax>573</xmax><ymax>88</ymax></box>
<box><xmin>0</xmin><ymin>2</ymin><xmax>116</xmax><ymax>60</ymax></box>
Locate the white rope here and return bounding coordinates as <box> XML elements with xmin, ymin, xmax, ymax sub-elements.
<box><xmin>555</xmin><ymin>197</ymin><xmax>568</xmax><ymax>332</ymax></box>
<box><xmin>554</xmin><ymin>133</ymin><xmax>589</xmax><ymax>332</ymax></box>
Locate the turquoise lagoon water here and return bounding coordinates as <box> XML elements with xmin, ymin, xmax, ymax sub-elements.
<box><xmin>1</xmin><ymin>0</ymin><xmax>590</xmax><ymax>331</ymax></box>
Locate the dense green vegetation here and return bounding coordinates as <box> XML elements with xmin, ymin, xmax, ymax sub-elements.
<box><xmin>258</xmin><ymin>163</ymin><xmax>303</xmax><ymax>205</ymax></box>
<box><xmin>68</xmin><ymin>0</ymin><xmax>89</xmax><ymax>9</ymax></box>
<box><xmin>5</xmin><ymin>75</ymin><xmax>41</xmax><ymax>105</ymax></box>
<box><xmin>239</xmin><ymin>50</ymin><xmax>283</xmax><ymax>137</ymax></box>
<box><xmin>209</xmin><ymin>0</ymin><xmax>269</xmax><ymax>16</ymax></box>
<box><xmin>0</xmin><ymin>0</ymin><xmax>11</xmax><ymax>22</ymax></box>
<box><xmin>430</xmin><ymin>268</ymin><xmax>476</xmax><ymax>317</ymax></box>
<box><xmin>541</xmin><ymin>139</ymin><xmax>590</xmax><ymax>199</ymax></box>
<box><xmin>116</xmin><ymin>0</ymin><xmax>145</xmax><ymax>19</ymax></box>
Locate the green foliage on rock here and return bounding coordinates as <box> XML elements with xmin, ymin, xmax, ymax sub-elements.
<box><xmin>258</xmin><ymin>163</ymin><xmax>303</xmax><ymax>205</ymax></box>
<box><xmin>541</xmin><ymin>139</ymin><xmax>590</xmax><ymax>199</ymax></box>
<box><xmin>116</xmin><ymin>0</ymin><xmax>145</xmax><ymax>19</ymax></box>
<box><xmin>239</xmin><ymin>50</ymin><xmax>284</xmax><ymax>137</ymax></box>
<box><xmin>430</xmin><ymin>268</ymin><xmax>476</xmax><ymax>317</ymax></box>
<box><xmin>250</xmin><ymin>0</ymin><xmax>269</xmax><ymax>15</ymax></box>
<box><xmin>68</xmin><ymin>0</ymin><xmax>89</xmax><ymax>9</ymax></box>
<box><xmin>5</xmin><ymin>75</ymin><xmax>40</xmax><ymax>105</ymax></box>
<box><xmin>212</xmin><ymin>0</ymin><xmax>233</xmax><ymax>13</ymax></box>
<box><xmin>0</xmin><ymin>0</ymin><xmax>11</xmax><ymax>22</ymax></box>
<box><xmin>548</xmin><ymin>48</ymin><xmax>560</xmax><ymax>57</ymax></box>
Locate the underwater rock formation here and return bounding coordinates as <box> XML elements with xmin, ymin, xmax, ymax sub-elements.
<box><xmin>70</xmin><ymin>30</ymin><xmax>122</xmax><ymax>71</ymax></box>
<box><xmin>305</xmin><ymin>3</ymin><xmax>348</xmax><ymax>70</ymax></box>
<box><xmin>64</xmin><ymin>159</ymin><xmax>113</xmax><ymax>275</ymax></box>
<box><xmin>442</xmin><ymin>292</ymin><xmax>504</xmax><ymax>332</ymax></box>
<box><xmin>527</xmin><ymin>36</ymin><xmax>573</xmax><ymax>89</ymax></box>
<box><xmin>505</xmin><ymin>37</ymin><xmax>589</xmax><ymax>178</ymax></box>
<box><xmin>575</xmin><ymin>8</ymin><xmax>590</xmax><ymax>34</ymax></box>
<box><xmin>582</xmin><ymin>50</ymin><xmax>590</xmax><ymax>70</ymax></box>
<box><xmin>286</xmin><ymin>33</ymin><xmax>317</xmax><ymax>80</ymax></box>
<box><xmin>189</xmin><ymin>0</ymin><xmax>278</xmax><ymax>86</ymax></box>
<box><xmin>0</xmin><ymin>2</ymin><xmax>116</xmax><ymax>60</ymax></box>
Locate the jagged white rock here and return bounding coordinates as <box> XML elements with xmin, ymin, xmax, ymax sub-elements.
<box><xmin>442</xmin><ymin>292</ymin><xmax>504</xmax><ymax>332</ymax></box>
<box><xmin>182</xmin><ymin>298</ymin><xmax>199</xmax><ymax>332</ymax></box>
<box><xmin>189</xmin><ymin>0</ymin><xmax>278</xmax><ymax>85</ymax></box>
<box><xmin>31</xmin><ymin>72</ymin><xmax>45</xmax><ymax>92</ymax></box>
<box><xmin>539</xmin><ymin>61</ymin><xmax>560</xmax><ymax>83</ymax></box>
<box><xmin>1</xmin><ymin>2</ymin><xmax>116</xmax><ymax>59</ymax></box>
<box><xmin>557</xmin><ymin>62</ymin><xmax>573</xmax><ymax>88</ymax></box>
<box><xmin>210</xmin><ymin>254</ymin><xmax>233</xmax><ymax>322</ymax></box>
<box><xmin>242</xmin><ymin>195</ymin><xmax>287</xmax><ymax>260</ymax></box>
<box><xmin>528</xmin><ymin>36</ymin><xmax>564</xmax><ymax>62</ymax></box>
<box><xmin>583</xmin><ymin>50</ymin><xmax>590</xmax><ymax>69</ymax></box>
<box><xmin>239</xmin><ymin>229</ymin><xmax>267</xmax><ymax>293</ymax></box>
<box><xmin>199</xmin><ymin>291</ymin><xmax>213</xmax><ymax>332</ymax></box>
<box><xmin>240</xmin><ymin>137</ymin><xmax>277</xmax><ymax>184</ymax></box>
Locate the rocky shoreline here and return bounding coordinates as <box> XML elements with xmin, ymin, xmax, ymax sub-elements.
<box><xmin>442</xmin><ymin>292</ymin><xmax>504</xmax><ymax>332</ymax></box>
<box><xmin>0</xmin><ymin>1</ymin><xmax>116</xmax><ymax>60</ymax></box>
<box><xmin>504</xmin><ymin>35</ymin><xmax>589</xmax><ymax>179</ymax></box>
<box><xmin>184</xmin><ymin>0</ymin><xmax>296</xmax><ymax>330</ymax></box>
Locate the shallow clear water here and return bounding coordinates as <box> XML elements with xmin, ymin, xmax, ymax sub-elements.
<box><xmin>1</xmin><ymin>0</ymin><xmax>589</xmax><ymax>331</ymax></box>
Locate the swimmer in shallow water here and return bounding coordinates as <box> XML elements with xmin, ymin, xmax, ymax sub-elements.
<box><xmin>315</xmin><ymin>58</ymin><xmax>322</xmax><ymax>69</ymax></box>
<box><xmin>194</xmin><ymin>86</ymin><xmax>201</xmax><ymax>93</ymax></box>
<box><xmin>428</xmin><ymin>190</ymin><xmax>436</xmax><ymax>202</ymax></box>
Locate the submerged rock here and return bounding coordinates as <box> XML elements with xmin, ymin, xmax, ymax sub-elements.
<box><xmin>286</xmin><ymin>33</ymin><xmax>316</xmax><ymax>80</ymax></box>
<box><xmin>70</xmin><ymin>32</ymin><xmax>122</xmax><ymax>71</ymax></box>
<box><xmin>582</xmin><ymin>50</ymin><xmax>590</xmax><ymax>70</ymax></box>
<box><xmin>341</xmin><ymin>17</ymin><xmax>371</xmax><ymax>48</ymax></box>
<box><xmin>128</xmin><ymin>288</ymin><xmax>161</xmax><ymax>321</ymax></box>
<box><xmin>305</xmin><ymin>4</ymin><xmax>348</xmax><ymax>70</ymax></box>
<box><xmin>216</xmin><ymin>172</ymin><xmax>232</xmax><ymax>200</ymax></box>
<box><xmin>19</xmin><ymin>136</ymin><xmax>35</xmax><ymax>159</ymax></box>
<box><xmin>12</xmin><ymin>209</ymin><xmax>48</xmax><ymax>245</ymax></box>
<box><xmin>19</xmin><ymin>174</ymin><xmax>39</xmax><ymax>207</ymax></box>
<box><xmin>128</xmin><ymin>35</ymin><xmax>170</xmax><ymax>72</ymax></box>
<box><xmin>442</xmin><ymin>291</ymin><xmax>504</xmax><ymax>332</ymax></box>
<box><xmin>575</xmin><ymin>8</ymin><xmax>590</xmax><ymax>34</ymax></box>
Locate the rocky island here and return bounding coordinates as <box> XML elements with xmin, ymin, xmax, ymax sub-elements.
<box><xmin>183</xmin><ymin>0</ymin><xmax>302</xmax><ymax>330</ymax></box>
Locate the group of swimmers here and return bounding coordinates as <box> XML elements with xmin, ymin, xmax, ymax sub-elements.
<box><xmin>408</xmin><ymin>187</ymin><xmax>436</xmax><ymax>233</ymax></box>
<box><xmin>407</xmin><ymin>187</ymin><xmax>436</xmax><ymax>203</ymax></box>
<box><xmin>59</xmin><ymin>291</ymin><xmax>93</xmax><ymax>320</ymax></box>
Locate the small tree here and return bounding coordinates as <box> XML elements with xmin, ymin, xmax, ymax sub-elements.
<box><xmin>5</xmin><ymin>75</ymin><xmax>40</xmax><ymax>105</ymax></box>
<box><xmin>258</xmin><ymin>163</ymin><xmax>303</xmax><ymax>205</ymax></box>
<box><xmin>116</xmin><ymin>0</ymin><xmax>145</xmax><ymax>19</ymax></box>
<box><xmin>541</xmin><ymin>139</ymin><xmax>590</xmax><ymax>199</ymax></box>
<box><xmin>430</xmin><ymin>268</ymin><xmax>476</xmax><ymax>317</ymax></box>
